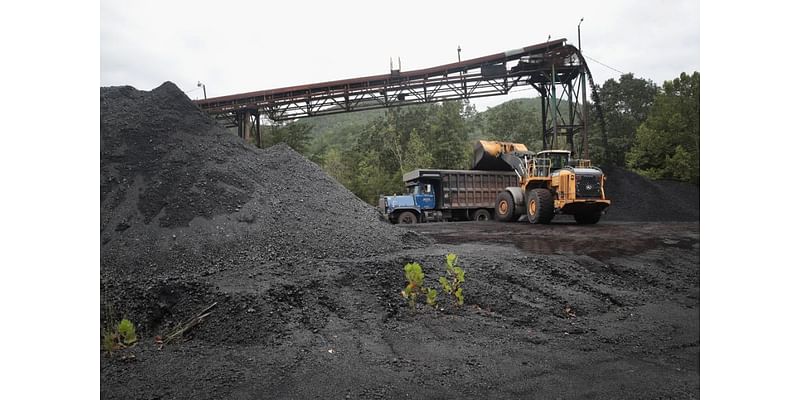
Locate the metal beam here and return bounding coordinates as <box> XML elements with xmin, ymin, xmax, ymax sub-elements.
<box><xmin>195</xmin><ymin>39</ymin><xmax>603</xmax><ymax>155</ymax></box>
<box><xmin>195</xmin><ymin>40</ymin><xmax>581</xmax><ymax>121</ymax></box>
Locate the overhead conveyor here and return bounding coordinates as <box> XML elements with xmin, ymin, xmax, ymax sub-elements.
<box><xmin>194</xmin><ymin>38</ymin><xmax>603</xmax><ymax>158</ymax></box>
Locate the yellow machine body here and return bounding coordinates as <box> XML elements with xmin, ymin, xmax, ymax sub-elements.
<box><xmin>523</xmin><ymin>167</ymin><xmax>611</xmax><ymax>214</ymax></box>
<box><xmin>475</xmin><ymin>140</ymin><xmax>611</xmax><ymax>224</ymax></box>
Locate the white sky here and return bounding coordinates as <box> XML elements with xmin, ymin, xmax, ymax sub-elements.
<box><xmin>101</xmin><ymin>0</ymin><xmax>699</xmax><ymax>111</ymax></box>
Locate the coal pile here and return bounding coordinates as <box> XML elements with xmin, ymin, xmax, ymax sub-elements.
<box><xmin>101</xmin><ymin>82</ymin><xmax>427</xmax><ymax>279</ymax></box>
<box><xmin>601</xmin><ymin>165</ymin><xmax>699</xmax><ymax>221</ymax></box>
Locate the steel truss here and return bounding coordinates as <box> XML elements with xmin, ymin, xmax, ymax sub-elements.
<box><xmin>196</xmin><ymin>39</ymin><xmax>599</xmax><ymax>157</ymax></box>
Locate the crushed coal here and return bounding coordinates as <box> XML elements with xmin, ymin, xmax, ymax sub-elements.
<box><xmin>101</xmin><ymin>82</ymin><xmax>698</xmax><ymax>400</ymax></box>
<box><xmin>601</xmin><ymin>165</ymin><xmax>699</xmax><ymax>222</ymax></box>
<box><xmin>101</xmin><ymin>82</ymin><xmax>428</xmax><ymax>279</ymax></box>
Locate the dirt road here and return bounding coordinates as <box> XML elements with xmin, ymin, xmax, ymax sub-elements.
<box><xmin>102</xmin><ymin>220</ymin><xmax>699</xmax><ymax>399</ymax></box>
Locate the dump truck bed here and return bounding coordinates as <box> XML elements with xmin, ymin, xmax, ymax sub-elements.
<box><xmin>403</xmin><ymin>169</ymin><xmax>518</xmax><ymax>210</ymax></box>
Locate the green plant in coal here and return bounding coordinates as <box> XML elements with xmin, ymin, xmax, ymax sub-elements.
<box><xmin>425</xmin><ymin>287</ymin><xmax>438</xmax><ymax>306</ymax></box>
<box><xmin>401</xmin><ymin>254</ymin><xmax>465</xmax><ymax>310</ymax></box>
<box><xmin>101</xmin><ymin>330</ymin><xmax>119</xmax><ymax>355</ymax></box>
<box><xmin>101</xmin><ymin>318</ymin><xmax>138</xmax><ymax>355</ymax></box>
<box><xmin>401</xmin><ymin>262</ymin><xmax>439</xmax><ymax>308</ymax></box>
<box><xmin>438</xmin><ymin>253</ymin><xmax>465</xmax><ymax>305</ymax></box>
<box><xmin>401</xmin><ymin>262</ymin><xmax>424</xmax><ymax>308</ymax></box>
<box><xmin>117</xmin><ymin>319</ymin><xmax>138</xmax><ymax>345</ymax></box>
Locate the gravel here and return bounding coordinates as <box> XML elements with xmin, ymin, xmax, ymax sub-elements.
<box><xmin>100</xmin><ymin>82</ymin><xmax>428</xmax><ymax>335</ymax></box>
<box><xmin>601</xmin><ymin>165</ymin><xmax>699</xmax><ymax>221</ymax></box>
<box><xmin>101</xmin><ymin>82</ymin><xmax>426</xmax><ymax>271</ymax></box>
<box><xmin>100</xmin><ymin>82</ymin><xmax>698</xmax><ymax>399</ymax></box>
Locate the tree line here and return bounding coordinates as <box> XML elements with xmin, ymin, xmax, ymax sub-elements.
<box><xmin>251</xmin><ymin>71</ymin><xmax>700</xmax><ymax>204</ymax></box>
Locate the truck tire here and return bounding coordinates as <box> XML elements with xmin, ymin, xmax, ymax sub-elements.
<box><xmin>397</xmin><ymin>211</ymin><xmax>418</xmax><ymax>224</ymax></box>
<box><xmin>473</xmin><ymin>209</ymin><xmax>491</xmax><ymax>222</ymax></box>
<box><xmin>495</xmin><ymin>191</ymin><xmax>516</xmax><ymax>222</ymax></box>
<box><xmin>574</xmin><ymin>212</ymin><xmax>601</xmax><ymax>225</ymax></box>
<box><xmin>526</xmin><ymin>188</ymin><xmax>554</xmax><ymax>224</ymax></box>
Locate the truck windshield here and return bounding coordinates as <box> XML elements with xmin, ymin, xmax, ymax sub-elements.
<box><xmin>409</xmin><ymin>184</ymin><xmax>432</xmax><ymax>195</ymax></box>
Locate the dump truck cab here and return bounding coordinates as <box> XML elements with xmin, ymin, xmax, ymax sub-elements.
<box><xmin>379</xmin><ymin>183</ymin><xmax>436</xmax><ymax>224</ymax></box>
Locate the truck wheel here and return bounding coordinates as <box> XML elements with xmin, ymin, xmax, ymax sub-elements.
<box><xmin>397</xmin><ymin>211</ymin><xmax>418</xmax><ymax>224</ymax></box>
<box><xmin>473</xmin><ymin>209</ymin><xmax>491</xmax><ymax>222</ymax></box>
<box><xmin>495</xmin><ymin>191</ymin><xmax>516</xmax><ymax>222</ymax></box>
<box><xmin>574</xmin><ymin>212</ymin><xmax>601</xmax><ymax>225</ymax></box>
<box><xmin>526</xmin><ymin>188</ymin><xmax>554</xmax><ymax>224</ymax></box>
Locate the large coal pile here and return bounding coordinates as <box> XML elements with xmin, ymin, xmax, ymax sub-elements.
<box><xmin>101</xmin><ymin>82</ymin><xmax>425</xmax><ymax>280</ymax></box>
<box><xmin>601</xmin><ymin>165</ymin><xmax>699</xmax><ymax>221</ymax></box>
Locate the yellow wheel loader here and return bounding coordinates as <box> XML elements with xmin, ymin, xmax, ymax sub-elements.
<box><xmin>473</xmin><ymin>140</ymin><xmax>611</xmax><ymax>224</ymax></box>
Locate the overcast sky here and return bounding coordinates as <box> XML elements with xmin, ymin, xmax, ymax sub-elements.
<box><xmin>101</xmin><ymin>0</ymin><xmax>699</xmax><ymax>111</ymax></box>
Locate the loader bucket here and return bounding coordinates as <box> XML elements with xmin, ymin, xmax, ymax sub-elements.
<box><xmin>472</xmin><ymin>140</ymin><xmax>529</xmax><ymax>171</ymax></box>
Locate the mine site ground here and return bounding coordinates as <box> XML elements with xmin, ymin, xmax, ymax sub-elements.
<box><xmin>100</xmin><ymin>83</ymin><xmax>699</xmax><ymax>399</ymax></box>
<box><xmin>102</xmin><ymin>219</ymin><xmax>699</xmax><ymax>399</ymax></box>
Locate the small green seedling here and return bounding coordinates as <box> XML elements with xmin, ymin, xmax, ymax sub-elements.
<box><xmin>439</xmin><ymin>253</ymin><xmax>465</xmax><ymax>305</ymax></box>
<box><xmin>118</xmin><ymin>319</ymin><xmax>138</xmax><ymax>345</ymax></box>
<box><xmin>401</xmin><ymin>262</ymin><xmax>425</xmax><ymax>308</ymax></box>
<box><xmin>425</xmin><ymin>288</ymin><xmax>438</xmax><ymax>306</ymax></box>
<box><xmin>101</xmin><ymin>318</ymin><xmax>138</xmax><ymax>355</ymax></box>
<box><xmin>102</xmin><ymin>330</ymin><xmax>119</xmax><ymax>354</ymax></box>
<box><xmin>401</xmin><ymin>253</ymin><xmax>465</xmax><ymax>310</ymax></box>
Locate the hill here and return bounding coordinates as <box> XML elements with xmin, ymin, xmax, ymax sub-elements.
<box><xmin>300</xmin><ymin>96</ymin><xmax>581</xmax><ymax>153</ymax></box>
<box><xmin>303</xmin><ymin>108</ymin><xmax>386</xmax><ymax>139</ymax></box>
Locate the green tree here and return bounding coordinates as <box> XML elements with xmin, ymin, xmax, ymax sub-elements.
<box><xmin>404</xmin><ymin>129</ymin><xmax>434</xmax><ymax>172</ymax></box>
<box><xmin>429</xmin><ymin>101</ymin><xmax>470</xmax><ymax>169</ymax></box>
<box><xmin>481</xmin><ymin>98</ymin><xmax>540</xmax><ymax>146</ymax></box>
<box><xmin>321</xmin><ymin>147</ymin><xmax>348</xmax><ymax>185</ymax></box>
<box><xmin>596</xmin><ymin>73</ymin><xmax>658</xmax><ymax>166</ymax></box>
<box><xmin>627</xmin><ymin>72</ymin><xmax>700</xmax><ymax>183</ymax></box>
<box><xmin>262</xmin><ymin>121</ymin><xmax>313</xmax><ymax>153</ymax></box>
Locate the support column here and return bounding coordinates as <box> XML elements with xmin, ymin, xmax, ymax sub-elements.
<box><xmin>236</xmin><ymin>111</ymin><xmax>244</xmax><ymax>138</ymax></box>
<box><xmin>540</xmin><ymin>95</ymin><xmax>547</xmax><ymax>150</ymax></box>
<box><xmin>242</xmin><ymin>110</ymin><xmax>253</xmax><ymax>143</ymax></box>
<box><xmin>255</xmin><ymin>111</ymin><xmax>262</xmax><ymax>148</ymax></box>
<box><xmin>580</xmin><ymin>60</ymin><xmax>590</xmax><ymax>159</ymax></box>
<box><xmin>567</xmin><ymin>81</ymin><xmax>575</xmax><ymax>156</ymax></box>
<box><xmin>550</xmin><ymin>63</ymin><xmax>558</xmax><ymax>150</ymax></box>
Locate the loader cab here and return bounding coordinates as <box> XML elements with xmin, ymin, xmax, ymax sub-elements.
<box><xmin>535</xmin><ymin>150</ymin><xmax>571</xmax><ymax>172</ymax></box>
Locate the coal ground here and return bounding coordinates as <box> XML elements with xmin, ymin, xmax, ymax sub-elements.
<box><xmin>101</xmin><ymin>83</ymin><xmax>699</xmax><ymax>399</ymax></box>
<box><xmin>602</xmin><ymin>166</ymin><xmax>699</xmax><ymax>222</ymax></box>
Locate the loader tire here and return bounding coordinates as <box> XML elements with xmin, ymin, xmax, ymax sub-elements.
<box><xmin>495</xmin><ymin>191</ymin><xmax>516</xmax><ymax>222</ymax></box>
<box><xmin>397</xmin><ymin>211</ymin><xmax>418</xmax><ymax>224</ymax></box>
<box><xmin>574</xmin><ymin>212</ymin><xmax>601</xmax><ymax>225</ymax></box>
<box><xmin>526</xmin><ymin>188</ymin><xmax>554</xmax><ymax>224</ymax></box>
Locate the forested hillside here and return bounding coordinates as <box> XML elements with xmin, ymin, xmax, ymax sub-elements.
<box><xmin>250</xmin><ymin>71</ymin><xmax>700</xmax><ymax>203</ymax></box>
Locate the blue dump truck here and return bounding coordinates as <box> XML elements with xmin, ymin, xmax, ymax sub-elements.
<box><xmin>379</xmin><ymin>169</ymin><xmax>518</xmax><ymax>224</ymax></box>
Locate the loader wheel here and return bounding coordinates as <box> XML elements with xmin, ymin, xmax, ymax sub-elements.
<box><xmin>574</xmin><ymin>212</ymin><xmax>601</xmax><ymax>225</ymax></box>
<box><xmin>526</xmin><ymin>188</ymin><xmax>554</xmax><ymax>224</ymax></box>
<box><xmin>495</xmin><ymin>191</ymin><xmax>516</xmax><ymax>222</ymax></box>
<box><xmin>397</xmin><ymin>211</ymin><xmax>418</xmax><ymax>224</ymax></box>
<box><xmin>473</xmin><ymin>209</ymin><xmax>491</xmax><ymax>222</ymax></box>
